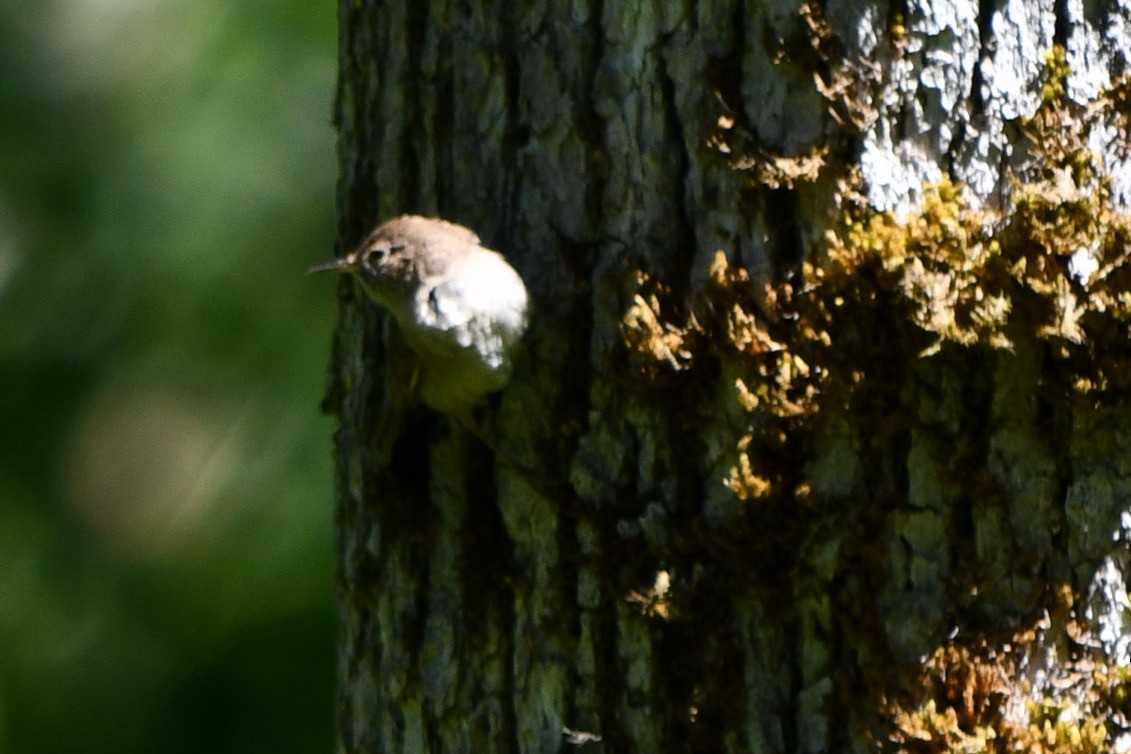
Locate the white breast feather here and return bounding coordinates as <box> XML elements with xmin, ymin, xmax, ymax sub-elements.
<box><xmin>413</xmin><ymin>250</ymin><xmax>527</xmax><ymax>372</ymax></box>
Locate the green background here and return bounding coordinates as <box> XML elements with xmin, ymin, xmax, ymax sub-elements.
<box><xmin>0</xmin><ymin>1</ymin><xmax>339</xmax><ymax>751</ymax></box>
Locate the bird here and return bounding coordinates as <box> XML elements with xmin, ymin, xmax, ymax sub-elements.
<box><xmin>310</xmin><ymin>215</ymin><xmax>529</xmax><ymax>416</ymax></box>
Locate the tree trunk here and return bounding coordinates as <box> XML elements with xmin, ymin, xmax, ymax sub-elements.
<box><xmin>326</xmin><ymin>1</ymin><xmax>1131</xmax><ymax>751</ymax></box>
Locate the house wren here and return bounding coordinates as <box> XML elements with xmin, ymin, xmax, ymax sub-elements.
<box><xmin>310</xmin><ymin>215</ymin><xmax>529</xmax><ymax>415</ymax></box>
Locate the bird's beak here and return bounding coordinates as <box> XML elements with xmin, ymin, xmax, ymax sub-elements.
<box><xmin>306</xmin><ymin>254</ymin><xmax>357</xmax><ymax>275</ymax></box>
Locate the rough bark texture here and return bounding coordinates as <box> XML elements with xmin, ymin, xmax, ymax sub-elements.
<box><xmin>326</xmin><ymin>1</ymin><xmax>1131</xmax><ymax>752</ymax></box>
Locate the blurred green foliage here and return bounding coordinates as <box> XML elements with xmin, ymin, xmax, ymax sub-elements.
<box><xmin>0</xmin><ymin>1</ymin><xmax>338</xmax><ymax>751</ymax></box>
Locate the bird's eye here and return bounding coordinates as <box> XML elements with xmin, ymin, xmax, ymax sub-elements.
<box><xmin>362</xmin><ymin>245</ymin><xmax>387</xmax><ymax>273</ymax></box>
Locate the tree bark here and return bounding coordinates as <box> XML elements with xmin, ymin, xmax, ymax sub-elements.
<box><xmin>326</xmin><ymin>1</ymin><xmax>1131</xmax><ymax>752</ymax></box>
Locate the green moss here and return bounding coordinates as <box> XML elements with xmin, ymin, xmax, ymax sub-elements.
<box><xmin>622</xmin><ymin>43</ymin><xmax>1131</xmax><ymax>513</ymax></box>
<box><xmin>884</xmin><ymin>622</ymin><xmax>1126</xmax><ymax>753</ymax></box>
<box><xmin>1041</xmin><ymin>44</ymin><xmax>1070</xmax><ymax>105</ymax></box>
<box><xmin>889</xmin><ymin>13</ymin><xmax>907</xmax><ymax>44</ymax></box>
<box><xmin>617</xmin><ymin>35</ymin><xmax>1131</xmax><ymax>754</ymax></box>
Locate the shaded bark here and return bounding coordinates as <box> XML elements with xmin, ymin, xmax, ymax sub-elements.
<box><xmin>326</xmin><ymin>1</ymin><xmax>1131</xmax><ymax>751</ymax></box>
